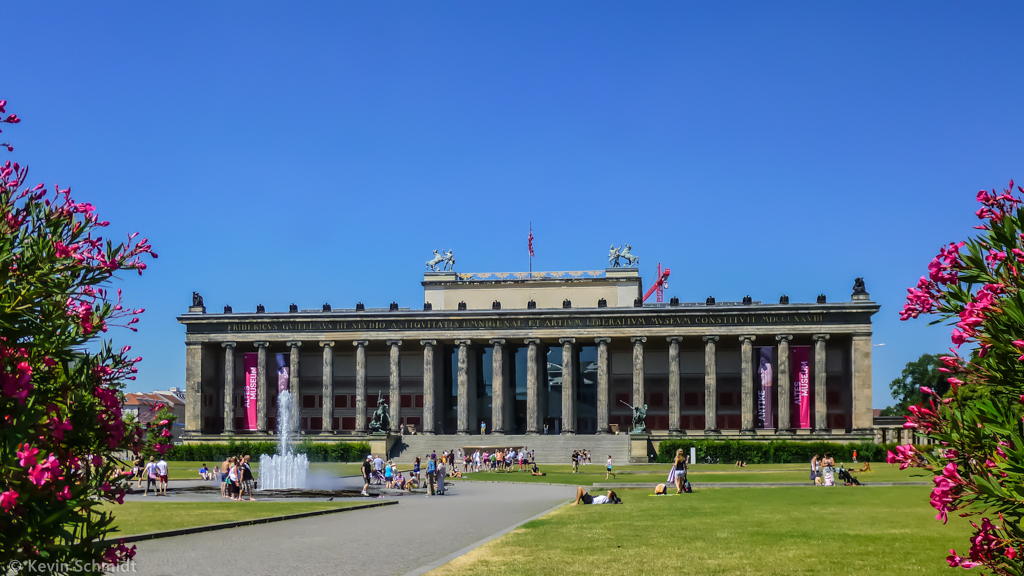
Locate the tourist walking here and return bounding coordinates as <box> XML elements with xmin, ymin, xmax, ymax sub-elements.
<box><xmin>361</xmin><ymin>455</ymin><xmax>373</xmax><ymax>496</ymax></box>
<box><xmin>435</xmin><ymin>456</ymin><xmax>447</xmax><ymax>495</ymax></box>
<box><xmin>156</xmin><ymin>456</ymin><xmax>169</xmax><ymax>496</ymax></box>
<box><xmin>425</xmin><ymin>454</ymin><xmax>437</xmax><ymax>496</ymax></box>
<box><xmin>810</xmin><ymin>454</ymin><xmax>820</xmax><ymax>485</ymax></box>
<box><xmin>413</xmin><ymin>456</ymin><xmax>421</xmax><ymax>484</ymax></box>
<box><xmin>373</xmin><ymin>455</ymin><xmax>384</xmax><ymax>485</ymax></box>
<box><xmin>672</xmin><ymin>449</ymin><xmax>687</xmax><ymax>494</ymax></box>
<box><xmin>241</xmin><ymin>455</ymin><xmax>257</xmax><ymax>501</ymax></box>
<box><xmin>143</xmin><ymin>456</ymin><xmax>158</xmax><ymax>496</ymax></box>
<box><xmin>220</xmin><ymin>458</ymin><xmax>230</xmax><ymax>498</ymax></box>
<box><xmin>606</xmin><ymin>455</ymin><xmax>616</xmax><ymax>479</ymax></box>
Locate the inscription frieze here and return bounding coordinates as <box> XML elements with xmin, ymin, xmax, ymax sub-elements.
<box><xmin>184</xmin><ymin>311</ymin><xmax>869</xmax><ymax>335</ymax></box>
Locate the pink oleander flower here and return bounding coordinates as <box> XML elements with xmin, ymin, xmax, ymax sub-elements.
<box><xmin>947</xmin><ymin>549</ymin><xmax>980</xmax><ymax>569</ymax></box>
<box><xmin>1007</xmin><ymin>547</ymin><xmax>1017</xmax><ymax>560</ymax></box>
<box><xmin>51</xmin><ymin>417</ymin><xmax>72</xmax><ymax>440</ymax></box>
<box><xmin>920</xmin><ymin>386</ymin><xmax>934</xmax><ymax>395</ymax></box>
<box><xmin>0</xmin><ymin>489</ymin><xmax>18</xmax><ymax>512</ymax></box>
<box><xmin>17</xmin><ymin>444</ymin><xmax>39</xmax><ymax>467</ymax></box>
<box><xmin>56</xmin><ymin>485</ymin><xmax>72</xmax><ymax>501</ymax></box>
<box><xmin>160</xmin><ymin>428</ymin><xmax>171</xmax><ymax>438</ymax></box>
<box><xmin>951</xmin><ymin>329</ymin><xmax>968</xmax><ymax>347</ymax></box>
<box><xmin>92</xmin><ymin>454</ymin><xmax>103</xmax><ymax>468</ymax></box>
<box><xmin>28</xmin><ymin>464</ymin><xmax>49</xmax><ymax>487</ymax></box>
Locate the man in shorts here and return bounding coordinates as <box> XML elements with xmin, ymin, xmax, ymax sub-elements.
<box><xmin>361</xmin><ymin>455</ymin><xmax>373</xmax><ymax>496</ymax></box>
<box><xmin>570</xmin><ymin>487</ymin><xmax>619</xmax><ymax>505</ymax></box>
<box><xmin>156</xmin><ymin>456</ymin><xmax>169</xmax><ymax>496</ymax></box>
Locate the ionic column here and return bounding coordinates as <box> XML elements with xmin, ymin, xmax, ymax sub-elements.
<box><xmin>222</xmin><ymin>342</ymin><xmax>236</xmax><ymax>435</ymax></box>
<box><xmin>777</xmin><ymin>335</ymin><xmax>793</xmax><ymax>432</ymax></box>
<box><xmin>740</xmin><ymin>335</ymin><xmax>756</xmax><ymax>433</ymax></box>
<box><xmin>813</xmin><ymin>334</ymin><xmax>830</xmax><ymax>432</ymax></box>
<box><xmin>287</xmin><ymin>341</ymin><xmax>301</xmax><ymax>434</ymax></box>
<box><xmin>387</xmin><ymin>339</ymin><xmax>403</xmax><ymax>433</ymax></box>
<box><xmin>525</xmin><ymin>338</ymin><xmax>541</xmax><ymax>434</ymax></box>
<box><xmin>560</xmin><ymin>337</ymin><xmax>576</xmax><ymax>434</ymax></box>
<box><xmin>630</xmin><ymin>336</ymin><xmax>646</xmax><ymax>414</ymax></box>
<box><xmin>595</xmin><ymin>337</ymin><xmax>611</xmax><ymax>434</ymax></box>
<box><xmin>703</xmin><ymin>336</ymin><xmax>720</xmax><ymax>434</ymax></box>
<box><xmin>185</xmin><ymin>342</ymin><xmax>204</xmax><ymax>435</ymax></box>
<box><xmin>490</xmin><ymin>339</ymin><xmax>506</xmax><ymax>434</ymax></box>
<box><xmin>851</xmin><ymin>332</ymin><xmax>873</xmax><ymax>432</ymax></box>
<box><xmin>255</xmin><ymin>341</ymin><xmax>269</xmax><ymax>433</ymax></box>
<box><xmin>320</xmin><ymin>341</ymin><xmax>334</xmax><ymax>434</ymax></box>
<box><xmin>667</xmin><ymin>337</ymin><xmax>681</xmax><ymax>434</ymax></box>
<box><xmin>353</xmin><ymin>340</ymin><xmax>368</xmax><ymax>433</ymax></box>
<box><xmin>420</xmin><ymin>340</ymin><xmax>438</xmax><ymax>435</ymax></box>
<box><xmin>456</xmin><ymin>339</ymin><xmax>472</xmax><ymax>434</ymax></box>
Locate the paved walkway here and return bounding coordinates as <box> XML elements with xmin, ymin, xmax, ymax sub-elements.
<box><xmin>126</xmin><ymin>477</ymin><xmax>570</xmax><ymax>576</ymax></box>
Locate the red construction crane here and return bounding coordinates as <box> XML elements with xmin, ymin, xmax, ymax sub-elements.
<box><xmin>642</xmin><ymin>263</ymin><xmax>671</xmax><ymax>303</ymax></box>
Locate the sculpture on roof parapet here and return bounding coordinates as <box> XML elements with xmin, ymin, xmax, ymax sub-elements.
<box><xmin>192</xmin><ymin>292</ymin><xmax>204</xmax><ymax>307</ymax></box>
<box><xmin>608</xmin><ymin>244</ymin><xmax>639</xmax><ymax>267</ymax></box>
<box><xmin>426</xmin><ymin>249</ymin><xmax>456</xmax><ymax>271</ymax></box>
<box><xmin>853</xmin><ymin>278</ymin><xmax>867</xmax><ymax>294</ymax></box>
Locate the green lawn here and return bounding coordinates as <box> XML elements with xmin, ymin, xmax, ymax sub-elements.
<box><xmin>426</xmin><ymin>486</ymin><xmax>969</xmax><ymax>576</ymax></box>
<box><xmin>453</xmin><ymin>463</ymin><xmax>925</xmax><ymax>486</ymax></box>
<box><xmin>102</xmin><ymin>501</ymin><xmax>367</xmax><ymax>536</ymax></box>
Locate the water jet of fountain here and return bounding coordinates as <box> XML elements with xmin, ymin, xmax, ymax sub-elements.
<box><xmin>258</xmin><ymin>390</ymin><xmax>309</xmax><ymax>489</ymax></box>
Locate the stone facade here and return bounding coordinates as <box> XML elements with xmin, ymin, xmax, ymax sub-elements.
<box><xmin>178</xmin><ymin>269</ymin><xmax>879</xmax><ymax>442</ymax></box>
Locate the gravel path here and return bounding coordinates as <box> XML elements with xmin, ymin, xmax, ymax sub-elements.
<box><xmin>125</xmin><ymin>477</ymin><xmax>571</xmax><ymax>576</ymax></box>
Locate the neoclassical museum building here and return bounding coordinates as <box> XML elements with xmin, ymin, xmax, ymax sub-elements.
<box><xmin>179</xmin><ymin>265</ymin><xmax>879</xmax><ymax>456</ymax></box>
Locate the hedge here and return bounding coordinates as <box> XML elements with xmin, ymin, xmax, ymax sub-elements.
<box><xmin>165</xmin><ymin>440</ymin><xmax>370</xmax><ymax>462</ymax></box>
<box><xmin>655</xmin><ymin>439</ymin><xmax>936</xmax><ymax>465</ymax></box>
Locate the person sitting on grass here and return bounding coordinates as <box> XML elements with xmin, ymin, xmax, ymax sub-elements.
<box><xmin>405</xmin><ymin>475</ymin><xmax>418</xmax><ymax>491</ymax></box>
<box><xmin>654</xmin><ymin>483</ymin><xmax>667</xmax><ymax>495</ymax></box>
<box><xmin>858</xmin><ymin>462</ymin><xmax>873</xmax><ymax>472</ymax></box>
<box><xmin>199</xmin><ymin>464</ymin><xmax>214</xmax><ymax>481</ymax></box>
<box><xmin>570</xmin><ymin>487</ymin><xmax>621</xmax><ymax>505</ymax></box>
<box><xmin>449</xmin><ymin>467</ymin><xmax>464</xmax><ymax>479</ymax></box>
<box><xmin>735</xmin><ymin>461</ymin><xmax>747</xmax><ymax>467</ymax></box>
<box><xmin>530</xmin><ymin>463</ymin><xmax>546</xmax><ymax>476</ymax></box>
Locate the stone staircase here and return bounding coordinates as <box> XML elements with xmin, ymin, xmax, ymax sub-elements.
<box><xmin>386</xmin><ymin>433</ymin><xmax>631</xmax><ymax>465</ymax></box>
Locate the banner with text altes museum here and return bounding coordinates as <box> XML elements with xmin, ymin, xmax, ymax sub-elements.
<box><xmin>791</xmin><ymin>345</ymin><xmax>811</xmax><ymax>429</ymax></box>
<box><xmin>244</xmin><ymin>353</ymin><xmax>258</xmax><ymax>430</ymax></box>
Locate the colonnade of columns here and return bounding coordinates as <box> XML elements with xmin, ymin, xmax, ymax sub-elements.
<box><xmin>205</xmin><ymin>332</ymin><xmax>857</xmax><ymax>436</ymax></box>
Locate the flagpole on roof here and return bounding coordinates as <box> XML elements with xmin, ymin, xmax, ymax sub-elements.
<box><xmin>529</xmin><ymin>223</ymin><xmax>532</xmax><ymax>275</ymax></box>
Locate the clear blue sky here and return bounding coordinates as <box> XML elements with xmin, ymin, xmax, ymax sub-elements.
<box><xmin>5</xmin><ymin>3</ymin><xmax>1022</xmax><ymax>407</ymax></box>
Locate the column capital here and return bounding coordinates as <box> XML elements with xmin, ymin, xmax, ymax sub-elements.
<box><xmin>594</xmin><ymin>337</ymin><xmax>611</xmax><ymax>345</ymax></box>
<box><xmin>352</xmin><ymin>340</ymin><xmax>369</xmax><ymax>348</ymax></box>
<box><xmin>222</xmin><ymin>342</ymin><xmax>237</xmax><ymax>349</ymax></box>
<box><xmin>420</xmin><ymin>339</ymin><xmax>437</xmax><ymax>347</ymax></box>
<box><xmin>319</xmin><ymin>341</ymin><xmax>335</xmax><ymax>348</ymax></box>
<box><xmin>666</xmin><ymin>336</ymin><xmax>682</xmax><ymax>343</ymax></box>
<box><xmin>386</xmin><ymin>339</ymin><xmax>403</xmax><ymax>347</ymax></box>
<box><xmin>630</xmin><ymin>336</ymin><xmax>647</xmax><ymax>344</ymax></box>
<box><xmin>489</xmin><ymin>338</ymin><xmax>506</xmax><ymax>346</ymax></box>
<box><xmin>559</xmin><ymin>337</ymin><xmax>576</xmax><ymax>345</ymax></box>
<box><xmin>524</xmin><ymin>338</ymin><xmax>541</xmax><ymax>345</ymax></box>
<box><xmin>775</xmin><ymin>334</ymin><xmax>794</xmax><ymax>342</ymax></box>
<box><xmin>812</xmin><ymin>333</ymin><xmax>831</xmax><ymax>342</ymax></box>
<box><xmin>455</xmin><ymin>339</ymin><xmax>472</xmax><ymax>346</ymax></box>
<box><xmin>254</xmin><ymin>341</ymin><xmax>269</xmax><ymax>349</ymax></box>
<box><xmin>286</xmin><ymin>341</ymin><xmax>302</xmax><ymax>348</ymax></box>
<box><xmin>739</xmin><ymin>335</ymin><xmax>757</xmax><ymax>343</ymax></box>
<box><xmin>702</xmin><ymin>335</ymin><xmax>719</xmax><ymax>343</ymax></box>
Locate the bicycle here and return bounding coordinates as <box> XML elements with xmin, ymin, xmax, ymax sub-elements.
<box><xmin>703</xmin><ymin>455</ymin><xmax>719</xmax><ymax>465</ymax></box>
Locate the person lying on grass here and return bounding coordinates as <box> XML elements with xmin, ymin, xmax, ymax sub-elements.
<box><xmin>654</xmin><ymin>483</ymin><xmax>667</xmax><ymax>495</ymax></box>
<box><xmin>531</xmin><ymin>463</ymin><xmax>546</xmax><ymax>476</ymax></box>
<box><xmin>570</xmin><ymin>487</ymin><xmax>621</xmax><ymax>505</ymax></box>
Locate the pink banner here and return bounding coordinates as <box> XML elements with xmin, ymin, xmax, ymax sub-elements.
<box><xmin>244</xmin><ymin>353</ymin><xmax>258</xmax><ymax>430</ymax></box>
<box><xmin>757</xmin><ymin>347</ymin><xmax>774</xmax><ymax>429</ymax></box>
<box><xmin>791</xmin><ymin>346</ymin><xmax>811</xmax><ymax>429</ymax></box>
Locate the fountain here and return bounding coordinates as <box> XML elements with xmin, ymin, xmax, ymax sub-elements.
<box><xmin>258</xmin><ymin>390</ymin><xmax>309</xmax><ymax>489</ymax></box>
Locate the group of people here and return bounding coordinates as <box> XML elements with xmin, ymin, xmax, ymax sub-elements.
<box><xmin>219</xmin><ymin>455</ymin><xmax>256</xmax><ymax>501</ymax></box>
<box><xmin>570</xmin><ymin>449</ymin><xmax>593</xmax><ymax>472</ymax></box>
<box><xmin>132</xmin><ymin>455</ymin><xmax>169</xmax><ymax>496</ymax></box>
<box><xmin>463</xmin><ymin>447</ymin><xmax>533</xmax><ymax>473</ymax></box>
<box><xmin>362</xmin><ymin>452</ymin><xmax>450</xmax><ymax>496</ymax></box>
